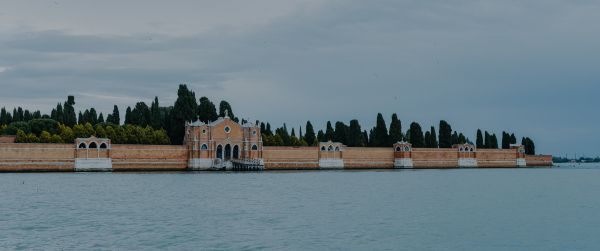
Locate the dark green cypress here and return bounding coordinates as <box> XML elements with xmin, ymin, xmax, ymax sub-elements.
<box><xmin>438</xmin><ymin>120</ymin><xmax>452</xmax><ymax>148</ymax></box>
<box><xmin>304</xmin><ymin>121</ymin><xmax>316</xmax><ymax>146</ymax></box>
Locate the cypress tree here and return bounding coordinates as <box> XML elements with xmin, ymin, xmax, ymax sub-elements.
<box><xmin>484</xmin><ymin>131</ymin><xmax>490</xmax><ymax>149</ymax></box>
<box><xmin>501</xmin><ymin>132</ymin><xmax>509</xmax><ymax>149</ymax></box>
<box><xmin>197</xmin><ymin>97</ymin><xmax>218</xmax><ymax>122</ymax></box>
<box><xmin>108</xmin><ymin>105</ymin><xmax>121</xmax><ymax>125</ymax></box>
<box><xmin>362</xmin><ymin>130</ymin><xmax>369</xmax><ymax>146</ymax></box>
<box><xmin>476</xmin><ymin>129</ymin><xmax>484</xmax><ymax>148</ymax></box>
<box><xmin>429</xmin><ymin>126</ymin><xmax>438</xmax><ymax>148</ymax></box>
<box><xmin>169</xmin><ymin>84</ymin><xmax>198</xmax><ymax>144</ymax></box>
<box><xmin>372</xmin><ymin>113</ymin><xmax>388</xmax><ymax>147</ymax></box>
<box><xmin>408</xmin><ymin>122</ymin><xmax>424</xmax><ymax>147</ymax></box>
<box><xmin>218</xmin><ymin>100</ymin><xmax>237</xmax><ymax>122</ymax></box>
<box><xmin>333</xmin><ymin>121</ymin><xmax>348</xmax><ymax>144</ymax></box>
<box><xmin>388</xmin><ymin>113</ymin><xmax>402</xmax><ymax>144</ymax></box>
<box><xmin>424</xmin><ymin>131</ymin><xmax>432</xmax><ymax>147</ymax></box>
<box><xmin>98</xmin><ymin>113</ymin><xmax>104</xmax><ymax>124</ymax></box>
<box><xmin>458</xmin><ymin>133</ymin><xmax>466</xmax><ymax>144</ymax></box>
<box><xmin>347</xmin><ymin>119</ymin><xmax>364</xmax><ymax>147</ymax></box>
<box><xmin>510</xmin><ymin>133</ymin><xmax>517</xmax><ymax>145</ymax></box>
<box><xmin>325</xmin><ymin>121</ymin><xmax>334</xmax><ymax>141</ymax></box>
<box><xmin>63</xmin><ymin>96</ymin><xmax>77</xmax><ymax>127</ymax></box>
<box><xmin>490</xmin><ymin>134</ymin><xmax>498</xmax><ymax>149</ymax></box>
<box><xmin>89</xmin><ymin>108</ymin><xmax>98</xmax><ymax>125</ymax></box>
<box><xmin>438</xmin><ymin>120</ymin><xmax>452</xmax><ymax>148</ymax></box>
<box><xmin>451</xmin><ymin>131</ymin><xmax>459</xmax><ymax>145</ymax></box>
<box><xmin>151</xmin><ymin>97</ymin><xmax>162</xmax><ymax>129</ymax></box>
<box><xmin>304</xmin><ymin>121</ymin><xmax>316</xmax><ymax>146</ymax></box>
<box><xmin>317</xmin><ymin>130</ymin><xmax>325</xmax><ymax>142</ymax></box>
<box><xmin>124</xmin><ymin>107</ymin><xmax>133</xmax><ymax>125</ymax></box>
<box><xmin>266</xmin><ymin>123</ymin><xmax>272</xmax><ymax>136</ymax></box>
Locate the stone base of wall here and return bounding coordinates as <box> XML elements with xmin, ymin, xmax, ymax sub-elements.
<box><xmin>189</xmin><ymin>158</ymin><xmax>214</xmax><ymax>170</ymax></box>
<box><xmin>75</xmin><ymin>158</ymin><xmax>112</xmax><ymax>171</ymax></box>
<box><xmin>319</xmin><ymin>158</ymin><xmax>344</xmax><ymax>169</ymax></box>
<box><xmin>394</xmin><ymin>158</ymin><xmax>413</xmax><ymax>168</ymax></box>
<box><xmin>458</xmin><ymin>158</ymin><xmax>477</xmax><ymax>168</ymax></box>
<box><xmin>517</xmin><ymin>158</ymin><xmax>527</xmax><ymax>167</ymax></box>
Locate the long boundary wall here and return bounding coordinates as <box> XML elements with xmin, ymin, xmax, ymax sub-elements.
<box><xmin>111</xmin><ymin>145</ymin><xmax>188</xmax><ymax>171</ymax></box>
<box><xmin>343</xmin><ymin>147</ymin><xmax>394</xmax><ymax>169</ymax></box>
<box><xmin>0</xmin><ymin>143</ymin><xmax>75</xmax><ymax>172</ymax></box>
<box><xmin>263</xmin><ymin>146</ymin><xmax>319</xmax><ymax>169</ymax></box>
<box><xmin>0</xmin><ymin>142</ymin><xmax>552</xmax><ymax>172</ymax></box>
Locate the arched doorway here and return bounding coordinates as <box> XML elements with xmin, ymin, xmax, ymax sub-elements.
<box><xmin>216</xmin><ymin>145</ymin><xmax>223</xmax><ymax>159</ymax></box>
<box><xmin>233</xmin><ymin>145</ymin><xmax>239</xmax><ymax>159</ymax></box>
<box><xmin>225</xmin><ymin>144</ymin><xmax>231</xmax><ymax>160</ymax></box>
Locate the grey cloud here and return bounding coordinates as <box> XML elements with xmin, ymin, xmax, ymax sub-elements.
<box><xmin>0</xmin><ymin>0</ymin><xmax>599</xmax><ymax>156</ymax></box>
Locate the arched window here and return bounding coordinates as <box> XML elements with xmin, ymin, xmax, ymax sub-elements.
<box><xmin>233</xmin><ymin>145</ymin><xmax>239</xmax><ymax>159</ymax></box>
<box><xmin>321</xmin><ymin>146</ymin><xmax>326</xmax><ymax>151</ymax></box>
<box><xmin>327</xmin><ymin>145</ymin><xmax>333</xmax><ymax>151</ymax></box>
<box><xmin>78</xmin><ymin>143</ymin><xmax>87</xmax><ymax>149</ymax></box>
<box><xmin>89</xmin><ymin>142</ymin><xmax>98</xmax><ymax>149</ymax></box>
<box><xmin>459</xmin><ymin>147</ymin><xmax>464</xmax><ymax>152</ymax></box>
<box><xmin>252</xmin><ymin>144</ymin><xmax>258</xmax><ymax>150</ymax></box>
<box><xmin>395</xmin><ymin>146</ymin><xmax>401</xmax><ymax>152</ymax></box>
<box><xmin>201</xmin><ymin>144</ymin><xmax>208</xmax><ymax>150</ymax></box>
<box><xmin>470</xmin><ymin>147</ymin><xmax>474</xmax><ymax>152</ymax></box>
<box><xmin>335</xmin><ymin>146</ymin><xmax>340</xmax><ymax>152</ymax></box>
<box><xmin>404</xmin><ymin>146</ymin><xmax>410</xmax><ymax>152</ymax></box>
<box><xmin>99</xmin><ymin>143</ymin><xmax>107</xmax><ymax>149</ymax></box>
<box><xmin>225</xmin><ymin>144</ymin><xmax>232</xmax><ymax>159</ymax></box>
<box><xmin>216</xmin><ymin>145</ymin><xmax>223</xmax><ymax>159</ymax></box>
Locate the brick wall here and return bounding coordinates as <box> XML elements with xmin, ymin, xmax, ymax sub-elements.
<box><xmin>342</xmin><ymin>147</ymin><xmax>394</xmax><ymax>169</ymax></box>
<box><xmin>0</xmin><ymin>143</ymin><xmax>74</xmax><ymax>171</ymax></box>
<box><xmin>477</xmin><ymin>149</ymin><xmax>518</xmax><ymax>168</ymax></box>
<box><xmin>526</xmin><ymin>155</ymin><xmax>553</xmax><ymax>167</ymax></box>
<box><xmin>263</xmin><ymin>146</ymin><xmax>319</xmax><ymax>169</ymax></box>
<box><xmin>111</xmin><ymin>144</ymin><xmax>188</xmax><ymax>171</ymax></box>
<box><xmin>412</xmin><ymin>148</ymin><xmax>459</xmax><ymax>168</ymax></box>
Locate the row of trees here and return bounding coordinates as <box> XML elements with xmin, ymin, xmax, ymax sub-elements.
<box><xmin>0</xmin><ymin>85</ymin><xmax>536</xmax><ymax>154</ymax></box>
<box><xmin>1</xmin><ymin>121</ymin><xmax>170</xmax><ymax>145</ymax></box>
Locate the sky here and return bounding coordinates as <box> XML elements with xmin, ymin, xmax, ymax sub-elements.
<box><xmin>0</xmin><ymin>0</ymin><xmax>599</xmax><ymax>156</ymax></box>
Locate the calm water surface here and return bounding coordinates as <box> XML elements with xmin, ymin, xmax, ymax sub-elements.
<box><xmin>1</xmin><ymin>164</ymin><xmax>599</xmax><ymax>250</ymax></box>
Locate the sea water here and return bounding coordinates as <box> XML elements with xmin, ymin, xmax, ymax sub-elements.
<box><xmin>1</xmin><ymin>164</ymin><xmax>599</xmax><ymax>250</ymax></box>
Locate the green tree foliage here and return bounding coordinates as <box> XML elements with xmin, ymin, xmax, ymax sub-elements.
<box><xmin>170</xmin><ymin>84</ymin><xmax>198</xmax><ymax>144</ymax></box>
<box><xmin>317</xmin><ymin>130</ymin><xmax>325</xmax><ymax>142</ymax></box>
<box><xmin>476</xmin><ymin>129</ymin><xmax>484</xmax><ymax>148</ymax></box>
<box><xmin>150</xmin><ymin>97</ymin><xmax>162</xmax><ymax>129</ymax></box>
<box><xmin>522</xmin><ymin>137</ymin><xmax>535</xmax><ymax>155</ymax></box>
<box><xmin>304</xmin><ymin>121</ymin><xmax>316</xmax><ymax>146</ymax></box>
<box><xmin>40</xmin><ymin>131</ymin><xmax>52</xmax><ymax>143</ymax></box>
<box><xmin>347</xmin><ymin>119</ymin><xmax>365</xmax><ymax>147</ymax></box>
<box><xmin>197</xmin><ymin>97</ymin><xmax>218</xmax><ymax>123</ymax></box>
<box><xmin>371</xmin><ymin>113</ymin><xmax>389</xmax><ymax>147</ymax></box>
<box><xmin>63</xmin><ymin>96</ymin><xmax>77</xmax><ymax>127</ymax></box>
<box><xmin>490</xmin><ymin>134</ymin><xmax>499</xmax><ymax>149</ymax></box>
<box><xmin>106</xmin><ymin>105</ymin><xmax>120</xmax><ymax>125</ymax></box>
<box><xmin>388</xmin><ymin>113</ymin><xmax>402</xmax><ymax>144</ymax></box>
<box><xmin>408</xmin><ymin>122</ymin><xmax>424</xmax><ymax>147</ymax></box>
<box><xmin>325</xmin><ymin>121</ymin><xmax>334</xmax><ymax>141</ymax></box>
<box><xmin>333</xmin><ymin>121</ymin><xmax>348</xmax><ymax>144</ymax></box>
<box><xmin>218</xmin><ymin>100</ymin><xmax>237</xmax><ymax>122</ymax></box>
<box><xmin>29</xmin><ymin>119</ymin><xmax>59</xmax><ymax>135</ymax></box>
<box><xmin>484</xmin><ymin>131</ymin><xmax>491</xmax><ymax>148</ymax></box>
<box><xmin>438</xmin><ymin>120</ymin><xmax>452</xmax><ymax>148</ymax></box>
<box><xmin>428</xmin><ymin>126</ymin><xmax>438</xmax><ymax>148</ymax></box>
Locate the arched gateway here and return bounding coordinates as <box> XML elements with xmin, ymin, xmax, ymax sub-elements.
<box><xmin>184</xmin><ymin>111</ymin><xmax>264</xmax><ymax>170</ymax></box>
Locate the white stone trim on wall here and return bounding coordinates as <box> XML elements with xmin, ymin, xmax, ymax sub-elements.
<box><xmin>516</xmin><ymin>158</ymin><xmax>527</xmax><ymax>167</ymax></box>
<box><xmin>394</xmin><ymin>158</ymin><xmax>413</xmax><ymax>168</ymax></box>
<box><xmin>458</xmin><ymin>158</ymin><xmax>478</xmax><ymax>168</ymax></box>
<box><xmin>319</xmin><ymin>158</ymin><xmax>344</xmax><ymax>169</ymax></box>
<box><xmin>75</xmin><ymin>158</ymin><xmax>112</xmax><ymax>171</ymax></box>
<box><xmin>188</xmin><ymin>158</ymin><xmax>214</xmax><ymax>170</ymax></box>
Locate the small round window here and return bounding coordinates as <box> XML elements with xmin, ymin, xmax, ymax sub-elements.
<box><xmin>202</xmin><ymin>129</ymin><xmax>207</xmax><ymax>134</ymax></box>
<box><xmin>252</xmin><ymin>130</ymin><xmax>257</xmax><ymax>135</ymax></box>
<box><xmin>224</xmin><ymin>126</ymin><xmax>231</xmax><ymax>133</ymax></box>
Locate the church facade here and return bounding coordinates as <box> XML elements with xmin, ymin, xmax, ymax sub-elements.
<box><xmin>184</xmin><ymin>112</ymin><xmax>263</xmax><ymax>170</ymax></box>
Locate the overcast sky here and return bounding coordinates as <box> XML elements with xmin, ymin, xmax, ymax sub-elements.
<box><xmin>0</xmin><ymin>0</ymin><xmax>599</xmax><ymax>156</ymax></box>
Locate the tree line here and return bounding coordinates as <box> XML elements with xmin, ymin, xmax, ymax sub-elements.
<box><xmin>0</xmin><ymin>84</ymin><xmax>535</xmax><ymax>154</ymax></box>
